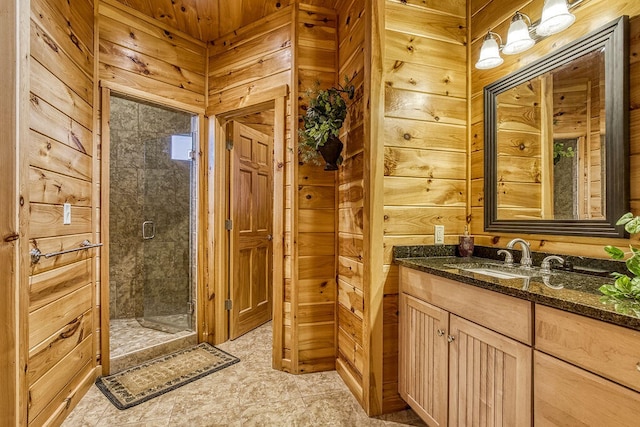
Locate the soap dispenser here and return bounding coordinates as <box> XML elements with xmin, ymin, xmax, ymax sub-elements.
<box><xmin>459</xmin><ymin>225</ymin><xmax>474</xmax><ymax>257</ymax></box>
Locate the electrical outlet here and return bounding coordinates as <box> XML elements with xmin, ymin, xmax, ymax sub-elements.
<box><xmin>434</xmin><ymin>225</ymin><xmax>445</xmax><ymax>245</ymax></box>
<box><xmin>63</xmin><ymin>203</ymin><xmax>71</xmax><ymax>225</ymax></box>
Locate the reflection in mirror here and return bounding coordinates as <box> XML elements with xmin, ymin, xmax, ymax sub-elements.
<box><xmin>495</xmin><ymin>50</ymin><xmax>605</xmax><ymax>221</ymax></box>
<box><xmin>484</xmin><ymin>16</ymin><xmax>629</xmax><ymax>237</ymax></box>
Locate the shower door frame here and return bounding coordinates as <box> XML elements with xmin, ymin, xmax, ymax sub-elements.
<box><xmin>99</xmin><ymin>85</ymin><xmax>208</xmax><ymax>374</ymax></box>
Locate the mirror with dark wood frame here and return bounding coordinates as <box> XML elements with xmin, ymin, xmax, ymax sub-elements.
<box><xmin>484</xmin><ymin>16</ymin><xmax>629</xmax><ymax>238</ymax></box>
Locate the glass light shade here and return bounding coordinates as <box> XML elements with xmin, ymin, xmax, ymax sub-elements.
<box><xmin>536</xmin><ymin>0</ymin><xmax>575</xmax><ymax>36</ymax></box>
<box><xmin>475</xmin><ymin>33</ymin><xmax>503</xmax><ymax>70</ymax></box>
<box><xmin>503</xmin><ymin>13</ymin><xmax>535</xmax><ymax>55</ymax></box>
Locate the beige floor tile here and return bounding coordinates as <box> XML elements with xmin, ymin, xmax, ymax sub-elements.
<box><xmin>63</xmin><ymin>322</ymin><xmax>423</xmax><ymax>426</ymax></box>
<box><xmin>238</xmin><ymin>397</ymin><xmax>308</xmax><ymax>426</ymax></box>
<box><xmin>293</xmin><ymin>371</ymin><xmax>350</xmax><ymax>397</ymax></box>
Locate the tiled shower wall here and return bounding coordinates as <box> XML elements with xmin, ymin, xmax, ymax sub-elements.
<box><xmin>109</xmin><ymin>96</ymin><xmax>193</xmax><ymax>321</ymax></box>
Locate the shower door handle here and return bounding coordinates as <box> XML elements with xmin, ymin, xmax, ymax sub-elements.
<box><xmin>142</xmin><ymin>221</ymin><xmax>156</xmax><ymax>240</ymax></box>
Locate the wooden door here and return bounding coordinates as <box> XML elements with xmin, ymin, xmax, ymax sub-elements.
<box><xmin>229</xmin><ymin>122</ymin><xmax>273</xmax><ymax>340</ymax></box>
<box><xmin>448</xmin><ymin>315</ymin><xmax>532</xmax><ymax>427</ymax></box>
<box><xmin>399</xmin><ymin>293</ymin><xmax>449</xmax><ymax>427</ymax></box>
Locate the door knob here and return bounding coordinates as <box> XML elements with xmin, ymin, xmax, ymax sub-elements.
<box><xmin>447</xmin><ymin>335</ymin><xmax>456</xmax><ymax>343</ymax></box>
<box><xmin>266</xmin><ymin>234</ymin><xmax>273</xmax><ymax>241</ymax></box>
<box><xmin>437</xmin><ymin>329</ymin><xmax>445</xmax><ymax>337</ymax></box>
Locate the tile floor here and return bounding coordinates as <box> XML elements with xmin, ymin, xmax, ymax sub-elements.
<box><xmin>63</xmin><ymin>322</ymin><xmax>426</xmax><ymax>426</ymax></box>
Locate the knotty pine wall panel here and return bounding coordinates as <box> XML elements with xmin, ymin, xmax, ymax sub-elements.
<box><xmin>379</xmin><ymin>0</ymin><xmax>468</xmax><ymax>413</ymax></box>
<box><xmin>98</xmin><ymin>0</ymin><xmax>206</xmax><ymax>112</ymax></box>
<box><xmin>27</xmin><ymin>0</ymin><xmax>98</xmax><ymax>423</ymax></box>
<box><xmin>207</xmin><ymin>3</ymin><xmax>339</xmax><ymax>374</ymax></box>
<box><xmin>295</xmin><ymin>3</ymin><xmax>339</xmax><ymax>374</ymax></box>
<box><xmin>470</xmin><ymin>0</ymin><xmax>640</xmax><ymax>255</ymax></box>
<box><xmin>207</xmin><ymin>7</ymin><xmax>293</xmax><ymax>367</ymax></box>
<box><xmin>336</xmin><ymin>0</ymin><xmax>367</xmax><ymax>407</ymax></box>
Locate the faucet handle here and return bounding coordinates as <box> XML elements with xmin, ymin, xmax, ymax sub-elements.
<box><xmin>497</xmin><ymin>249</ymin><xmax>514</xmax><ymax>267</ymax></box>
<box><xmin>541</xmin><ymin>255</ymin><xmax>564</xmax><ymax>274</ymax></box>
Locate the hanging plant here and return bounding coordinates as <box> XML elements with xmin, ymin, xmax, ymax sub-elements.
<box><xmin>298</xmin><ymin>76</ymin><xmax>355</xmax><ymax>171</ymax></box>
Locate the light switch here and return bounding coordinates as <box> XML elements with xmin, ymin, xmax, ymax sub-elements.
<box><xmin>63</xmin><ymin>203</ymin><xmax>71</xmax><ymax>225</ymax></box>
<box><xmin>434</xmin><ymin>225</ymin><xmax>445</xmax><ymax>245</ymax></box>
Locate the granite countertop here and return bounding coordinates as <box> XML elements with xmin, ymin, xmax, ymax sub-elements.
<box><xmin>394</xmin><ymin>246</ymin><xmax>640</xmax><ymax>332</ymax></box>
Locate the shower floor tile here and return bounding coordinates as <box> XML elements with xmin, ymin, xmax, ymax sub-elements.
<box><xmin>110</xmin><ymin>317</ymin><xmax>193</xmax><ymax>358</ymax></box>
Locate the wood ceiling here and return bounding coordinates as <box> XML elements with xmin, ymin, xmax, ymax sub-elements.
<box><xmin>114</xmin><ymin>0</ymin><xmax>340</xmax><ymax>42</ymax></box>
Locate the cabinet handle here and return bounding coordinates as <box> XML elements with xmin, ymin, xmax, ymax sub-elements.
<box><xmin>636</xmin><ymin>362</ymin><xmax>640</xmax><ymax>372</ymax></box>
<box><xmin>447</xmin><ymin>335</ymin><xmax>455</xmax><ymax>343</ymax></box>
<box><xmin>437</xmin><ymin>329</ymin><xmax>445</xmax><ymax>337</ymax></box>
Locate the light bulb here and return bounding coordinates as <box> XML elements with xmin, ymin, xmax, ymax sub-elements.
<box><xmin>475</xmin><ymin>32</ymin><xmax>504</xmax><ymax>70</ymax></box>
<box><xmin>503</xmin><ymin>12</ymin><xmax>535</xmax><ymax>55</ymax></box>
<box><xmin>537</xmin><ymin>0</ymin><xmax>575</xmax><ymax>36</ymax></box>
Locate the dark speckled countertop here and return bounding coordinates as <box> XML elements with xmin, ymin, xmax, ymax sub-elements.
<box><xmin>394</xmin><ymin>245</ymin><xmax>640</xmax><ymax>332</ymax></box>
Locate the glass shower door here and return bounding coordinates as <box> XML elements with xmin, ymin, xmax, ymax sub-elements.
<box><xmin>137</xmin><ymin>115</ymin><xmax>196</xmax><ymax>333</ymax></box>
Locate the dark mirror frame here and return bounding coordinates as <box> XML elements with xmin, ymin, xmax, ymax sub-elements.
<box><xmin>484</xmin><ymin>16</ymin><xmax>629</xmax><ymax>238</ymax></box>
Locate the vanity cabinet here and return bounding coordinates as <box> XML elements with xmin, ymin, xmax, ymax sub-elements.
<box><xmin>399</xmin><ymin>267</ymin><xmax>532</xmax><ymax>427</ymax></box>
<box><xmin>534</xmin><ymin>305</ymin><xmax>640</xmax><ymax>425</ymax></box>
<box><xmin>399</xmin><ymin>293</ymin><xmax>448</xmax><ymax>426</ymax></box>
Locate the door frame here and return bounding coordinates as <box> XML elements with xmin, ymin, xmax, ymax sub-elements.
<box><xmin>99</xmin><ymin>85</ymin><xmax>207</xmax><ymax>374</ymax></box>
<box><xmin>208</xmin><ymin>86</ymin><xmax>287</xmax><ymax>370</ymax></box>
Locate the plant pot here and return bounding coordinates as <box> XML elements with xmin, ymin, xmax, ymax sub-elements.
<box><xmin>317</xmin><ymin>135</ymin><xmax>343</xmax><ymax>171</ymax></box>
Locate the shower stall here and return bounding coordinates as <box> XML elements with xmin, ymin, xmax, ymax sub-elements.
<box><xmin>108</xmin><ymin>95</ymin><xmax>198</xmax><ymax>372</ymax></box>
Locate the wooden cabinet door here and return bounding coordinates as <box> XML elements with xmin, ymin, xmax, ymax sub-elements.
<box><xmin>534</xmin><ymin>351</ymin><xmax>640</xmax><ymax>426</ymax></box>
<box><xmin>448</xmin><ymin>315</ymin><xmax>532</xmax><ymax>427</ymax></box>
<box><xmin>399</xmin><ymin>293</ymin><xmax>449</xmax><ymax>427</ymax></box>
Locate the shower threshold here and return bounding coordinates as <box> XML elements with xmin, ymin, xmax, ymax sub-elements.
<box><xmin>109</xmin><ymin>317</ymin><xmax>196</xmax><ymax>373</ymax></box>
<box><xmin>137</xmin><ymin>314</ymin><xmax>190</xmax><ymax>334</ymax></box>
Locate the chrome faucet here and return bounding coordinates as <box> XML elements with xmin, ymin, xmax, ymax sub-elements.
<box><xmin>507</xmin><ymin>238</ymin><xmax>532</xmax><ymax>269</ymax></box>
<box><xmin>497</xmin><ymin>249</ymin><xmax>514</xmax><ymax>267</ymax></box>
<box><xmin>540</xmin><ymin>255</ymin><xmax>564</xmax><ymax>274</ymax></box>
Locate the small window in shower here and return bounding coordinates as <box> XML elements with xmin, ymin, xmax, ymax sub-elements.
<box><xmin>171</xmin><ymin>134</ymin><xmax>192</xmax><ymax>161</ymax></box>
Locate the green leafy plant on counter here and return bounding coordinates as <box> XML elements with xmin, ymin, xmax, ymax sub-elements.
<box><xmin>599</xmin><ymin>212</ymin><xmax>640</xmax><ymax>316</ymax></box>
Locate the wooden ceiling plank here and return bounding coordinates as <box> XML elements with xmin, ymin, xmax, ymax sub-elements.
<box><xmin>171</xmin><ymin>0</ymin><xmax>201</xmax><ymax>42</ymax></box>
<box><xmin>113</xmin><ymin>0</ymin><xmax>342</xmax><ymax>42</ymax></box>
<box><xmin>219</xmin><ymin>0</ymin><xmax>243</xmax><ymax>38</ymax></box>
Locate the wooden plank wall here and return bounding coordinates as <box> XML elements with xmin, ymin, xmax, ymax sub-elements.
<box><xmin>207</xmin><ymin>7</ymin><xmax>292</xmax><ymax>115</ymax></box>
<box><xmin>295</xmin><ymin>4</ymin><xmax>339</xmax><ymax>374</ymax></box>
<box><xmin>1</xmin><ymin>0</ymin><xmax>28</xmax><ymax>424</ymax></box>
<box><xmin>380</xmin><ymin>0</ymin><xmax>468</xmax><ymax>414</ymax></box>
<box><xmin>27</xmin><ymin>0</ymin><xmax>98</xmax><ymax>424</ymax></box>
<box><xmin>98</xmin><ymin>0</ymin><xmax>207</xmax><ymax>113</ymax></box>
<box><xmin>470</xmin><ymin>0</ymin><xmax>640</xmax><ymax>256</ymax></box>
<box><xmin>207</xmin><ymin>6</ymin><xmax>295</xmax><ymax>369</ymax></box>
<box><xmin>207</xmin><ymin>3</ymin><xmax>340</xmax><ymax>374</ymax></box>
<box><xmin>495</xmin><ymin>80</ymin><xmax>543</xmax><ymax>219</ymax></box>
<box><xmin>336</xmin><ymin>0</ymin><xmax>368</xmax><ymax>408</ymax></box>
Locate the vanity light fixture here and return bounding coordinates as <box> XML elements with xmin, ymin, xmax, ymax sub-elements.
<box><xmin>475</xmin><ymin>31</ymin><xmax>504</xmax><ymax>70</ymax></box>
<box><xmin>503</xmin><ymin>11</ymin><xmax>535</xmax><ymax>55</ymax></box>
<box><xmin>537</xmin><ymin>0</ymin><xmax>576</xmax><ymax>36</ymax></box>
<box><xmin>475</xmin><ymin>0</ymin><xmax>584</xmax><ymax>70</ymax></box>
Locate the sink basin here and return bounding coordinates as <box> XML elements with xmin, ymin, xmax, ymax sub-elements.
<box><xmin>444</xmin><ymin>262</ymin><xmax>537</xmax><ymax>280</ymax></box>
<box><xmin>460</xmin><ymin>267</ymin><xmax>529</xmax><ymax>279</ymax></box>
